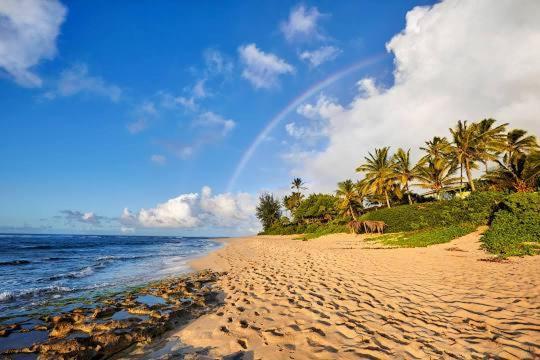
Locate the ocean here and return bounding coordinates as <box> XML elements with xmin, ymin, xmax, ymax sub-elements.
<box><xmin>0</xmin><ymin>233</ymin><xmax>221</xmax><ymax>319</ymax></box>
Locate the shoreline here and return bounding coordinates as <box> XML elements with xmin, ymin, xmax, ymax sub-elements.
<box><xmin>2</xmin><ymin>232</ymin><xmax>539</xmax><ymax>359</ymax></box>
<box><xmin>127</xmin><ymin>231</ymin><xmax>540</xmax><ymax>359</ymax></box>
<box><xmin>0</xmin><ymin>236</ymin><xmax>239</xmax><ymax>358</ymax></box>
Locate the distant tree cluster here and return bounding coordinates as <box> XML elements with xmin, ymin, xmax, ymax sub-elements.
<box><xmin>255</xmin><ymin>119</ymin><xmax>539</xmax><ymax>231</ymax></box>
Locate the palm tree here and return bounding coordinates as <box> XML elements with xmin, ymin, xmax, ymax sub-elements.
<box><xmin>356</xmin><ymin>147</ymin><xmax>396</xmax><ymax>208</ymax></box>
<box><xmin>392</xmin><ymin>148</ymin><xmax>420</xmax><ymax>205</ymax></box>
<box><xmin>449</xmin><ymin>120</ymin><xmax>481</xmax><ymax>191</ymax></box>
<box><xmin>291</xmin><ymin>178</ymin><xmax>307</xmax><ymax>192</ymax></box>
<box><xmin>485</xmin><ymin>151</ymin><xmax>540</xmax><ymax>192</ymax></box>
<box><xmin>415</xmin><ymin>157</ymin><xmax>461</xmax><ymax>200</ymax></box>
<box><xmin>475</xmin><ymin>118</ymin><xmax>508</xmax><ymax>173</ymax></box>
<box><xmin>336</xmin><ymin>180</ymin><xmax>362</xmax><ymax>220</ymax></box>
<box><xmin>283</xmin><ymin>192</ymin><xmax>303</xmax><ymax>214</ymax></box>
<box><xmin>502</xmin><ymin>129</ymin><xmax>539</xmax><ymax>164</ymax></box>
<box><xmin>420</xmin><ymin>136</ymin><xmax>452</xmax><ymax>162</ymax></box>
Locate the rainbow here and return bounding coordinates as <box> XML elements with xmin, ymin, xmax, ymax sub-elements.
<box><xmin>226</xmin><ymin>54</ymin><xmax>386</xmax><ymax>192</ymax></box>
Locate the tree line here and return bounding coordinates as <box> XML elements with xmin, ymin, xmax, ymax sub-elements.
<box><xmin>257</xmin><ymin>119</ymin><xmax>539</xmax><ymax>231</ymax></box>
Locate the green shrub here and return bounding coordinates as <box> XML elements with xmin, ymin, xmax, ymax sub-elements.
<box><xmin>303</xmin><ymin>222</ymin><xmax>350</xmax><ymax>240</ymax></box>
<box><xmin>368</xmin><ymin>224</ymin><xmax>476</xmax><ymax>248</ymax></box>
<box><xmin>482</xmin><ymin>192</ymin><xmax>540</xmax><ymax>256</ymax></box>
<box><xmin>359</xmin><ymin>191</ymin><xmax>505</xmax><ymax>232</ymax></box>
<box><xmin>261</xmin><ymin>218</ymin><xmax>348</xmax><ymax>237</ymax></box>
<box><xmin>294</xmin><ymin>194</ymin><xmax>339</xmax><ymax>222</ymax></box>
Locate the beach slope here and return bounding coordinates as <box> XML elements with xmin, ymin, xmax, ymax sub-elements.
<box><xmin>136</xmin><ymin>231</ymin><xmax>540</xmax><ymax>359</ymax></box>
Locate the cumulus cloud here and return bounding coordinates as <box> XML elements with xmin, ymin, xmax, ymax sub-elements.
<box><xmin>59</xmin><ymin>210</ymin><xmax>107</xmax><ymax>226</ymax></box>
<box><xmin>120</xmin><ymin>187</ymin><xmax>258</xmax><ymax>231</ymax></box>
<box><xmin>156</xmin><ymin>110</ymin><xmax>236</xmax><ymax>159</ymax></box>
<box><xmin>43</xmin><ymin>63</ymin><xmax>121</xmax><ymax>101</ymax></box>
<box><xmin>194</xmin><ymin>111</ymin><xmax>236</xmax><ymax>136</ymax></box>
<box><xmin>299</xmin><ymin>45</ymin><xmax>341</xmax><ymax>68</ymax></box>
<box><xmin>150</xmin><ymin>154</ymin><xmax>166</xmax><ymax>165</ymax></box>
<box><xmin>0</xmin><ymin>0</ymin><xmax>66</xmax><ymax>87</ymax></box>
<box><xmin>296</xmin><ymin>94</ymin><xmax>343</xmax><ymax>121</ymax></box>
<box><xmin>159</xmin><ymin>92</ymin><xmax>198</xmax><ymax>112</ymax></box>
<box><xmin>356</xmin><ymin>78</ymin><xmax>381</xmax><ymax>98</ymax></box>
<box><xmin>203</xmin><ymin>48</ymin><xmax>233</xmax><ymax>76</ymax></box>
<box><xmin>127</xmin><ymin>101</ymin><xmax>158</xmax><ymax>134</ymax></box>
<box><xmin>288</xmin><ymin>0</ymin><xmax>540</xmax><ymax>191</ymax></box>
<box><xmin>280</xmin><ymin>4</ymin><xmax>325</xmax><ymax>42</ymax></box>
<box><xmin>238</xmin><ymin>44</ymin><xmax>294</xmax><ymax>89</ymax></box>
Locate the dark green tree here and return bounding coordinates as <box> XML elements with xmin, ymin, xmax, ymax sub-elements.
<box><xmin>256</xmin><ymin>193</ymin><xmax>282</xmax><ymax>231</ymax></box>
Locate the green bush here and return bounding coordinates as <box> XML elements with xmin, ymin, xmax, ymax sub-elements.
<box><xmin>303</xmin><ymin>222</ymin><xmax>350</xmax><ymax>240</ymax></box>
<box><xmin>294</xmin><ymin>194</ymin><xmax>339</xmax><ymax>222</ymax></box>
<box><xmin>368</xmin><ymin>224</ymin><xmax>476</xmax><ymax>248</ymax></box>
<box><xmin>359</xmin><ymin>191</ymin><xmax>505</xmax><ymax>232</ymax></box>
<box><xmin>482</xmin><ymin>192</ymin><xmax>540</xmax><ymax>256</ymax></box>
<box><xmin>261</xmin><ymin>218</ymin><xmax>348</xmax><ymax>237</ymax></box>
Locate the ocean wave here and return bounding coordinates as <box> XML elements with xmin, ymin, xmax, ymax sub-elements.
<box><xmin>95</xmin><ymin>254</ymin><xmax>173</xmax><ymax>262</ymax></box>
<box><xmin>0</xmin><ymin>260</ymin><xmax>31</xmax><ymax>266</ymax></box>
<box><xmin>0</xmin><ymin>286</ymin><xmax>72</xmax><ymax>303</ymax></box>
<box><xmin>44</xmin><ymin>257</ymin><xmax>70</xmax><ymax>261</ymax></box>
<box><xmin>48</xmin><ymin>266</ymin><xmax>94</xmax><ymax>281</ymax></box>
<box><xmin>19</xmin><ymin>245</ymin><xmax>54</xmax><ymax>250</ymax></box>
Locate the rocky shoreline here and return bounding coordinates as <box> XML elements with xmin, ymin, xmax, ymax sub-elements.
<box><xmin>0</xmin><ymin>270</ymin><xmax>224</xmax><ymax>359</ymax></box>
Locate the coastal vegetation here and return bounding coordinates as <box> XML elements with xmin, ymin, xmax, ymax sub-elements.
<box><xmin>365</xmin><ymin>224</ymin><xmax>477</xmax><ymax>248</ymax></box>
<box><xmin>256</xmin><ymin>119</ymin><xmax>539</xmax><ymax>256</ymax></box>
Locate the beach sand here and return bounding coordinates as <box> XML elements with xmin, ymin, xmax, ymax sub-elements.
<box><xmin>130</xmin><ymin>230</ymin><xmax>540</xmax><ymax>359</ymax></box>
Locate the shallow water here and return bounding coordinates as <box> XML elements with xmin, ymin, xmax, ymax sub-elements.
<box><xmin>0</xmin><ymin>233</ymin><xmax>221</xmax><ymax>319</ymax></box>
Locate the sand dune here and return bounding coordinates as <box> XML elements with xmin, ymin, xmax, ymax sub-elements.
<box><xmin>129</xmin><ymin>230</ymin><xmax>540</xmax><ymax>359</ymax></box>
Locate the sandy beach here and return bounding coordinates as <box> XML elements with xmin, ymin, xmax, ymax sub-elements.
<box><xmin>126</xmin><ymin>230</ymin><xmax>540</xmax><ymax>359</ymax></box>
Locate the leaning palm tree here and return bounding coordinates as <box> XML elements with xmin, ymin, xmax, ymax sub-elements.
<box><xmin>502</xmin><ymin>129</ymin><xmax>539</xmax><ymax>165</ymax></box>
<box><xmin>291</xmin><ymin>177</ymin><xmax>307</xmax><ymax>192</ymax></box>
<box><xmin>449</xmin><ymin>120</ymin><xmax>481</xmax><ymax>191</ymax></box>
<box><xmin>336</xmin><ymin>179</ymin><xmax>362</xmax><ymax>220</ymax></box>
<box><xmin>475</xmin><ymin>118</ymin><xmax>508</xmax><ymax>173</ymax></box>
<box><xmin>415</xmin><ymin>157</ymin><xmax>461</xmax><ymax>200</ymax></box>
<box><xmin>356</xmin><ymin>147</ymin><xmax>396</xmax><ymax>208</ymax></box>
<box><xmin>484</xmin><ymin>151</ymin><xmax>540</xmax><ymax>192</ymax></box>
<box><xmin>392</xmin><ymin>148</ymin><xmax>420</xmax><ymax>204</ymax></box>
<box><xmin>420</xmin><ymin>136</ymin><xmax>452</xmax><ymax>163</ymax></box>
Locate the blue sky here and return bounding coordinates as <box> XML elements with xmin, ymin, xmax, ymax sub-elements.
<box><xmin>1</xmin><ymin>0</ymin><xmax>538</xmax><ymax>235</ymax></box>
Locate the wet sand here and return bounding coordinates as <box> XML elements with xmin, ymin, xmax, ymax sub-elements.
<box><xmin>132</xmin><ymin>230</ymin><xmax>540</xmax><ymax>359</ymax></box>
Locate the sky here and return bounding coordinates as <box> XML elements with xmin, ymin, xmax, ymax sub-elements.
<box><xmin>1</xmin><ymin>0</ymin><xmax>539</xmax><ymax>236</ymax></box>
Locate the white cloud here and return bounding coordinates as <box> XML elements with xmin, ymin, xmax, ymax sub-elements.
<box><xmin>150</xmin><ymin>154</ymin><xmax>166</xmax><ymax>165</ymax></box>
<box><xmin>280</xmin><ymin>4</ymin><xmax>325</xmax><ymax>42</ymax></box>
<box><xmin>59</xmin><ymin>210</ymin><xmax>106</xmax><ymax>226</ymax></box>
<box><xmin>299</xmin><ymin>45</ymin><xmax>341</xmax><ymax>67</ymax></box>
<box><xmin>192</xmin><ymin>78</ymin><xmax>207</xmax><ymax>99</ymax></box>
<box><xmin>238</xmin><ymin>43</ymin><xmax>294</xmax><ymax>89</ymax></box>
<box><xmin>44</xmin><ymin>63</ymin><xmax>122</xmax><ymax>101</ymax></box>
<box><xmin>121</xmin><ymin>187</ymin><xmax>258</xmax><ymax>231</ymax></box>
<box><xmin>120</xmin><ymin>226</ymin><xmax>134</xmax><ymax>233</ymax></box>
<box><xmin>356</xmin><ymin>77</ymin><xmax>381</xmax><ymax>98</ymax></box>
<box><xmin>296</xmin><ymin>94</ymin><xmax>343</xmax><ymax>120</ymax></box>
<box><xmin>0</xmin><ymin>0</ymin><xmax>66</xmax><ymax>87</ymax></box>
<box><xmin>160</xmin><ymin>93</ymin><xmax>198</xmax><ymax>111</ymax></box>
<box><xmin>289</xmin><ymin>0</ymin><xmax>540</xmax><ymax>192</ymax></box>
<box><xmin>127</xmin><ymin>101</ymin><xmax>158</xmax><ymax>134</ymax></box>
<box><xmin>194</xmin><ymin>111</ymin><xmax>236</xmax><ymax>136</ymax></box>
<box><xmin>204</xmin><ymin>48</ymin><xmax>233</xmax><ymax>75</ymax></box>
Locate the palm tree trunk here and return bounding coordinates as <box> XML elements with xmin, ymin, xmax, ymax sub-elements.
<box><xmin>460</xmin><ymin>163</ymin><xmax>463</xmax><ymax>192</ymax></box>
<box><xmin>349</xmin><ymin>206</ymin><xmax>357</xmax><ymax>221</ymax></box>
<box><xmin>465</xmin><ymin>159</ymin><xmax>476</xmax><ymax>191</ymax></box>
<box><xmin>406</xmin><ymin>183</ymin><xmax>412</xmax><ymax>205</ymax></box>
<box><xmin>384</xmin><ymin>191</ymin><xmax>391</xmax><ymax>208</ymax></box>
